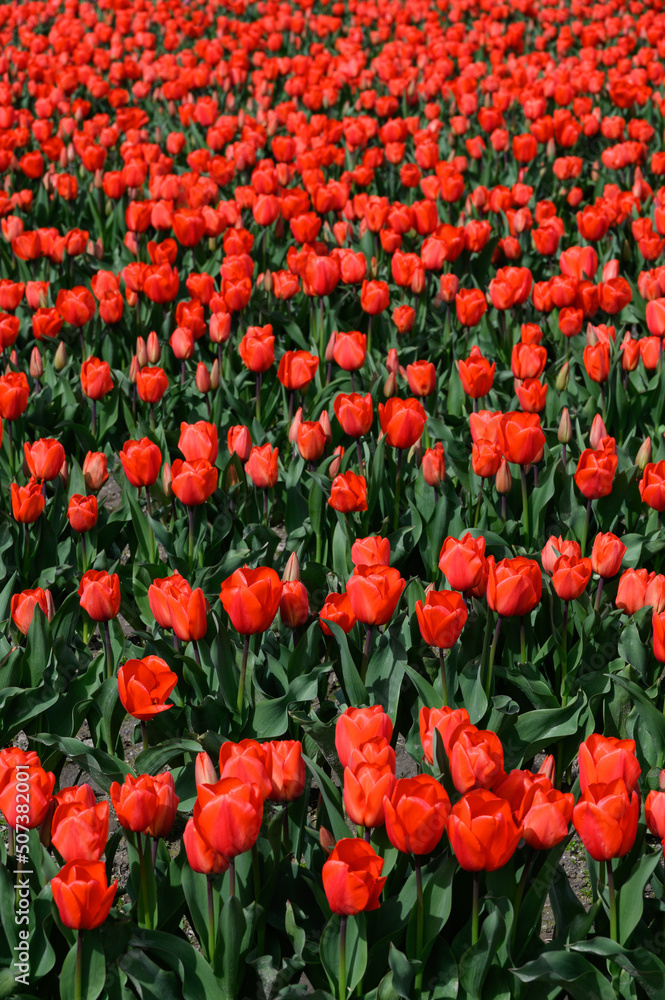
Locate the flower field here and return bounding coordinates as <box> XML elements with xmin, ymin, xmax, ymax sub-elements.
<box><xmin>4</xmin><ymin>0</ymin><xmax>665</xmax><ymax>996</ymax></box>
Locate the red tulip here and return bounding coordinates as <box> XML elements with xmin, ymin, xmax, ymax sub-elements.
<box><xmin>51</xmin><ymin>785</ymin><xmax>109</xmax><ymax>862</ymax></box>
<box><xmin>67</xmin><ymin>494</ymin><xmax>98</xmax><ymax>533</ymax></box>
<box><xmin>219</xmin><ymin>565</ymin><xmax>282</xmax><ymax>634</ymax></box>
<box><xmin>24</xmin><ymin>438</ymin><xmax>65</xmax><ymax>481</ymax></box>
<box><xmin>334</xmin><ymin>393</ymin><xmax>373</xmax><ymax>437</ymax></box>
<box><xmin>110</xmin><ymin>772</ymin><xmax>179</xmax><ymax>838</ymax></box>
<box><xmin>184</xmin><ymin>816</ymin><xmax>230</xmax><ymax>875</ymax></box>
<box><xmin>245</xmin><ymin>444</ymin><xmax>279</xmax><ymax>488</ymax></box>
<box><xmin>438</xmin><ymin>533</ymin><xmax>487</xmax><ymax>594</ymax></box>
<box><xmin>447</xmin><ymin>725</ymin><xmax>504</xmax><ymax>793</ymax></box>
<box><xmin>148</xmin><ymin>572</ymin><xmax>209</xmax><ymax>642</ymax></box>
<box><xmin>119</xmin><ymin>438</ymin><xmax>162</xmax><ymax>488</ymax></box>
<box><xmin>322</xmin><ymin>838</ymin><xmax>386</xmax><ymax>915</ymax></box>
<box><xmin>347</xmin><ymin>565</ymin><xmax>405</xmax><ymax>627</ymax></box>
<box><xmin>118</xmin><ymin>656</ymin><xmax>178</xmax><ymax>721</ymax></box>
<box><xmin>178</xmin><ymin>421</ymin><xmax>218</xmax><ymax>463</ymax></box>
<box><xmin>193</xmin><ymin>777</ymin><xmax>263</xmax><ymax>858</ymax></box>
<box><xmin>171</xmin><ymin>458</ymin><xmax>218</xmax><ymax>505</ymax></box>
<box><xmin>0</xmin><ymin>764</ymin><xmax>54</xmax><ymax>829</ymax></box>
<box><xmin>378</xmin><ymin>397</ymin><xmax>427</xmax><ymax>449</ymax></box>
<box><xmin>551</xmin><ymin>554</ymin><xmax>592</xmax><ymax>601</ymax></box>
<box><xmin>51</xmin><ymin>861</ymin><xmax>117</xmax><ymax>930</ymax></box>
<box><xmin>487</xmin><ymin>556</ymin><xmax>542</xmax><ymax>617</ymax></box>
<box><xmin>329</xmin><ymin>471</ymin><xmax>367</xmax><ymax>513</ymax></box>
<box><xmin>578</xmin><ymin>734</ymin><xmax>641</xmax><ymax>794</ymax></box>
<box><xmin>573</xmin><ymin>779</ymin><xmax>639</xmax><ymax>862</ymax></box>
<box><xmin>319</xmin><ymin>592</ymin><xmax>357</xmax><ymax>636</ymax></box>
<box><xmin>81</xmin><ymin>357</ymin><xmax>113</xmax><ymax>400</ymax></box>
<box><xmin>416</xmin><ymin>590</ymin><xmax>467</xmax><ymax>648</ymax></box>
<box><xmin>78</xmin><ymin>570</ymin><xmax>121</xmax><ymax>622</ymax></box>
<box><xmin>10</xmin><ymin>587</ymin><xmax>55</xmax><ymax>634</ymax></box>
<box><xmin>262</xmin><ymin>740</ymin><xmax>306</xmax><ymax>802</ymax></box>
<box><xmin>575</xmin><ymin>447</ymin><xmax>618</xmax><ymax>500</ymax></box>
<box><xmin>344</xmin><ymin>738</ymin><xmax>397</xmax><ymax>828</ymax></box>
<box><xmin>11</xmin><ymin>479</ymin><xmax>45</xmax><ymax>523</ymax></box>
<box><xmin>335</xmin><ymin>706</ymin><xmax>393</xmax><ymax>769</ymax></box>
<box><xmin>446</xmin><ymin>789</ymin><xmax>521</xmax><ymax>870</ymax></box>
<box><xmin>419</xmin><ymin>706</ymin><xmax>470</xmax><ymax>765</ymax></box>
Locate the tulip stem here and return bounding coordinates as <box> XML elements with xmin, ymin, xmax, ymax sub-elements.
<box><xmin>255</xmin><ymin>372</ymin><xmax>262</xmax><ymax>423</ymax></box>
<box><xmin>282</xmin><ymin>803</ymin><xmax>289</xmax><ymax>854</ymax></box>
<box><xmin>339</xmin><ymin>916</ymin><xmax>347</xmax><ymax>1000</ymax></box>
<box><xmin>188</xmin><ymin>506</ymin><xmax>194</xmax><ymax>574</ymax></box>
<box><xmin>511</xmin><ymin>849</ymin><xmax>535</xmax><ymax>952</ymax></box>
<box><xmin>474</xmin><ymin>489</ymin><xmax>482</xmax><ymax>528</ymax></box>
<box><xmin>471</xmin><ymin>872</ymin><xmax>480</xmax><ymax>946</ymax></box>
<box><xmin>594</xmin><ymin>576</ymin><xmax>604</xmax><ymax>612</ymax></box>
<box><xmin>414</xmin><ymin>856</ymin><xmax>424</xmax><ymax>998</ymax></box>
<box><xmin>7</xmin><ymin>419</ymin><xmax>14</xmax><ymax>476</ymax></box>
<box><xmin>141</xmin><ymin>721</ymin><xmax>148</xmax><ymax>754</ymax></box>
<box><xmin>561</xmin><ymin>602</ymin><xmax>569</xmax><ymax>707</ymax></box>
<box><xmin>439</xmin><ymin>648</ymin><xmax>449</xmax><ymax>706</ymax></box>
<box><xmin>484</xmin><ymin>616</ymin><xmax>502</xmax><ymax>699</ymax></box>
<box><xmin>394</xmin><ymin>450</ymin><xmax>403</xmax><ymax>531</ymax></box>
<box><xmin>137</xmin><ymin>835</ymin><xmax>153</xmax><ymax>930</ymax></box>
<box><xmin>144</xmin><ymin>489</ymin><xmax>156</xmax><ymax>563</ymax></box>
<box><xmin>237</xmin><ymin>635</ymin><xmax>250</xmax><ymax>715</ymax></box>
<box><xmin>81</xmin><ymin>532</ymin><xmax>88</xmax><ymax>573</ymax></box>
<box><xmin>150</xmin><ymin>404</ymin><xmax>156</xmax><ymax>433</ymax></box>
<box><xmin>361</xmin><ymin>626</ymin><xmax>373</xmax><ymax>684</ymax></box>
<box><xmin>104</xmin><ymin>620</ymin><xmax>113</xmax><ymax>681</ymax></box>
<box><xmin>91</xmin><ymin>399</ymin><xmax>96</xmax><ymax>438</ymax></box>
<box><xmin>520</xmin><ymin>620</ymin><xmax>526</xmax><ymax>664</ymax></box>
<box><xmin>520</xmin><ymin>466</ymin><xmax>530</xmax><ymax>548</ymax></box>
<box><xmin>607</xmin><ymin>858</ymin><xmax>618</xmax><ymax>942</ymax></box>
<box><xmin>206</xmin><ymin>874</ymin><xmax>216</xmax><ymax>962</ymax></box>
<box><xmin>581</xmin><ymin>500</ymin><xmax>592</xmax><ymax>558</ymax></box>
<box><xmin>75</xmin><ymin>930</ymin><xmax>83</xmax><ymax>1000</ymax></box>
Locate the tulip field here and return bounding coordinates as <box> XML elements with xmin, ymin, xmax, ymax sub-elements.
<box><xmin>7</xmin><ymin>0</ymin><xmax>665</xmax><ymax>998</ymax></box>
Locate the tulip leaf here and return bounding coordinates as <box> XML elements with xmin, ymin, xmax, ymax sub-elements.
<box><xmin>31</xmin><ymin>733</ymin><xmax>134</xmax><ymax>790</ymax></box>
<box><xmin>510</xmin><ymin>693</ymin><xmax>589</xmax><ymax>760</ymax></box>
<box><xmin>323</xmin><ymin>620</ymin><xmax>367</xmax><ymax>707</ymax></box>
<box><xmin>614</xmin><ymin>851</ymin><xmax>661</xmax><ymax>946</ymax></box>
<box><xmin>133</xmin><ymin>737</ymin><xmax>202</xmax><ymax>775</ymax></box>
<box><xmin>512</xmin><ymin>950</ymin><xmax>616</xmax><ymax>1000</ymax></box>
<box><xmin>59</xmin><ymin>930</ymin><xmax>106</xmax><ymax>1000</ymax></box>
<box><xmin>320</xmin><ymin>913</ymin><xmax>367</xmax><ymax>995</ymax></box>
<box><xmin>126</xmin><ymin>484</ymin><xmax>153</xmax><ymax>563</ymax></box>
<box><xmin>128</xmin><ymin>929</ymin><xmax>224</xmax><ymax>1000</ymax></box>
<box><xmin>303</xmin><ymin>753</ymin><xmax>351</xmax><ymax>843</ymax></box>
<box><xmin>458</xmin><ymin>904</ymin><xmax>505</xmax><ymax>997</ymax></box>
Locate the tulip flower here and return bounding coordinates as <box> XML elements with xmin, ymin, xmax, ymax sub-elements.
<box><xmin>51</xmin><ymin>785</ymin><xmax>109</xmax><ymax>863</ymax></box>
<box><xmin>262</xmin><ymin>740</ymin><xmax>306</xmax><ymax>803</ymax></box>
<box><xmin>329</xmin><ymin>471</ymin><xmax>367</xmax><ymax>513</ymax></box>
<box><xmin>347</xmin><ymin>564</ymin><xmax>405</xmax><ymax>632</ymax></box>
<box><xmin>78</xmin><ymin>570</ymin><xmax>121</xmax><ymax>679</ymax></box>
<box><xmin>220</xmin><ymin>566</ymin><xmax>282</xmax><ymax>711</ymax></box>
<box><xmin>148</xmin><ymin>572</ymin><xmax>209</xmax><ymax>646</ymax></box>
<box><xmin>119</xmin><ymin>438</ymin><xmax>162</xmax><ymax>489</ymax></box>
<box><xmin>51</xmin><ymin>860</ymin><xmax>117</xmax><ymax>930</ymax></box>
<box><xmin>279</xmin><ymin>581</ymin><xmax>309</xmax><ymax>629</ymax></box>
<box><xmin>10</xmin><ymin>587</ymin><xmax>55</xmax><ymax>635</ymax></box>
<box><xmin>333</xmin><ymin>392</ymin><xmax>373</xmax><ymax>438</ymax></box>
<box><xmin>24</xmin><ymin>438</ymin><xmax>65</xmax><ymax>482</ymax></box>
<box><xmin>416</xmin><ymin>589</ymin><xmax>467</xmax><ymax>702</ymax></box>
<box><xmin>0</xmin><ymin>763</ymin><xmax>55</xmax><ymax>830</ymax></box>
<box><xmin>639</xmin><ymin>461</ymin><xmax>665</xmax><ymax>513</ymax></box>
<box><xmin>343</xmin><ymin>738</ymin><xmax>396</xmax><ymax>829</ymax></box>
<box><xmin>438</xmin><ymin>533</ymin><xmax>488</xmax><ymax>596</ymax></box>
<box><xmin>11</xmin><ymin>478</ymin><xmax>45</xmax><ymax>524</ymax></box>
<box><xmin>578</xmin><ymin>734</ymin><xmax>641</xmax><ymax>794</ymax></box>
<box><xmin>319</xmin><ymin>592</ymin><xmax>357</xmax><ymax>636</ymax></box>
<box><xmin>193</xmin><ymin>776</ymin><xmax>263</xmax><ymax>869</ymax></box>
<box><xmin>419</xmin><ymin>706</ymin><xmax>471</xmax><ymax>765</ymax></box>
<box><xmin>322</xmin><ymin>837</ymin><xmax>386</xmax><ymax>915</ymax></box>
<box><xmin>117</xmin><ymin>656</ymin><xmax>178</xmax><ymax>747</ymax></box>
<box><xmin>383</xmin><ymin>774</ymin><xmax>451</xmax><ymax>855</ymax></box>
<box><xmin>645</xmin><ymin>771</ymin><xmax>665</xmax><ymax>848</ymax></box>
<box><xmin>82</xmin><ymin>451</ymin><xmax>108</xmax><ymax>492</ymax></box>
<box><xmin>335</xmin><ymin>706</ymin><xmax>393</xmax><ymax>769</ymax></box>
<box><xmin>458</xmin><ymin>346</ymin><xmax>495</xmax><ymax>400</ymax></box>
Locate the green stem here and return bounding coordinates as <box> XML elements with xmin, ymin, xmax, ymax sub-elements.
<box><xmin>145</xmin><ymin>488</ymin><xmax>156</xmax><ymax>563</ymax></box>
<box><xmin>188</xmin><ymin>506</ymin><xmax>194</xmax><ymax>575</ymax></box>
<box><xmin>520</xmin><ymin>465</ymin><xmax>530</xmax><ymax>548</ymax></box>
<box><xmin>255</xmin><ymin>372</ymin><xmax>262</xmax><ymax>424</ymax></box>
<box><xmin>141</xmin><ymin>721</ymin><xmax>149</xmax><ymax>754</ymax></box>
<box><xmin>581</xmin><ymin>499</ymin><xmax>592</xmax><ymax>558</ymax></box>
<box><xmin>206</xmin><ymin>874</ymin><xmax>216</xmax><ymax>963</ymax></box>
<box><xmin>339</xmin><ymin>915</ymin><xmax>347</xmax><ymax>1000</ymax></box>
<box><xmin>594</xmin><ymin>577</ymin><xmax>604</xmax><ymax>612</ymax></box>
<box><xmin>237</xmin><ymin>635</ymin><xmax>250</xmax><ymax>715</ymax></box>
<box><xmin>104</xmin><ymin>619</ymin><xmax>113</xmax><ymax>682</ymax></box>
<box><xmin>439</xmin><ymin>647</ymin><xmax>448</xmax><ymax>706</ymax></box>
<box><xmin>520</xmin><ymin>619</ymin><xmax>526</xmax><ymax>664</ymax></box>
<box><xmin>81</xmin><ymin>532</ymin><xmax>88</xmax><ymax>573</ymax></box>
<box><xmin>607</xmin><ymin>857</ymin><xmax>617</xmax><ymax>943</ymax></box>
<box><xmin>561</xmin><ymin>601</ymin><xmax>569</xmax><ymax>707</ymax></box>
<box><xmin>394</xmin><ymin>449</ymin><xmax>403</xmax><ymax>532</ymax></box>
<box><xmin>75</xmin><ymin>930</ymin><xmax>83</xmax><ymax>1000</ymax></box>
<box><xmin>415</xmin><ymin>856</ymin><xmax>424</xmax><ymax>998</ymax></box>
<box><xmin>361</xmin><ymin>626</ymin><xmax>373</xmax><ymax>684</ymax></box>
<box><xmin>472</xmin><ymin>872</ymin><xmax>480</xmax><ymax>946</ymax></box>
<box><xmin>511</xmin><ymin>849</ymin><xmax>535</xmax><ymax>951</ymax></box>
<box><xmin>484</xmin><ymin>616</ymin><xmax>502</xmax><ymax>699</ymax></box>
<box><xmin>137</xmin><ymin>835</ymin><xmax>153</xmax><ymax>930</ymax></box>
<box><xmin>282</xmin><ymin>803</ymin><xmax>289</xmax><ymax>854</ymax></box>
<box><xmin>474</xmin><ymin>488</ymin><xmax>481</xmax><ymax>528</ymax></box>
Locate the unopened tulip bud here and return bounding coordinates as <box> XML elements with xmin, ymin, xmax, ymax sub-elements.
<box><xmin>424</xmin><ymin>581</ymin><xmax>437</xmax><ymax>598</ymax></box>
<box><xmin>162</xmin><ymin>461</ymin><xmax>172</xmax><ymax>498</ymax></box>
<box><xmin>54</xmin><ymin>341</ymin><xmax>67</xmax><ymax>370</ymax></box>
<box><xmin>386</xmin><ymin>348</ymin><xmax>399</xmax><ymax>376</ymax></box>
<box><xmin>383</xmin><ymin>371</ymin><xmax>397</xmax><ymax>397</ymax></box>
<box><xmin>589</xmin><ymin>414</ymin><xmax>608</xmax><ymax>450</ymax></box>
<box><xmin>411</xmin><ymin>269</ymin><xmax>425</xmax><ymax>295</ymax></box>
<box><xmin>558</xmin><ymin>407</ymin><xmax>572</xmax><ymax>444</ymax></box>
<box><xmin>282</xmin><ymin>552</ymin><xmax>301</xmax><ymax>582</ymax></box>
<box><xmin>94</xmin><ymin>238</ymin><xmax>104</xmax><ymax>260</ymax></box>
<box><xmin>263</xmin><ymin>269</ymin><xmax>273</xmax><ymax>293</ymax></box>
<box><xmin>128</xmin><ymin>355</ymin><xmax>139</xmax><ymax>384</ymax></box>
<box><xmin>210</xmin><ymin>359</ymin><xmax>220</xmax><ymax>389</ymax></box>
<box><xmin>439</xmin><ymin>273</ymin><xmax>459</xmax><ymax>303</ymax></box>
<box><xmin>370</xmin><ymin>255</ymin><xmax>378</xmax><ymax>279</ymax></box>
<box><xmin>146</xmin><ymin>330</ymin><xmax>160</xmax><ymax>364</ymax></box>
<box><xmin>495</xmin><ymin>457</ymin><xmax>512</xmax><ymax>494</ymax></box>
<box><xmin>556</xmin><ymin>360</ymin><xmax>570</xmax><ymax>391</ymax></box>
<box><xmin>126</xmin><ymin>289</ymin><xmax>138</xmax><ymax>308</ymax></box>
<box><xmin>58</xmin><ymin>457</ymin><xmax>68</xmax><ymax>488</ymax></box>
<box><xmin>196</xmin><ymin>362</ymin><xmax>211</xmax><ymax>393</ymax></box>
<box><xmin>136</xmin><ymin>336</ymin><xmax>148</xmax><ymax>368</ymax></box>
<box><xmin>636</xmin><ymin>436</ymin><xmax>652</xmax><ymax>470</ymax></box>
<box><xmin>319</xmin><ymin>826</ymin><xmax>335</xmax><ymax>855</ymax></box>
<box><xmin>289</xmin><ymin>407</ymin><xmax>303</xmax><ymax>445</ymax></box>
<box><xmin>8</xmin><ymin>350</ymin><xmax>17</xmax><ymax>369</ymax></box>
<box><xmin>603</xmin><ymin>259</ymin><xmax>620</xmax><ymax>281</ymax></box>
<box><xmin>195</xmin><ymin>751</ymin><xmax>217</xmax><ymax>786</ymax></box>
<box><xmin>224</xmin><ymin>463</ymin><xmax>240</xmax><ymax>490</ymax></box>
<box><xmin>538</xmin><ymin>755</ymin><xmax>556</xmax><ymax>782</ymax></box>
<box><xmin>329</xmin><ymin>444</ymin><xmax>344</xmax><ymax>477</ymax></box>
<box><xmin>325</xmin><ymin>330</ymin><xmax>337</xmax><ymax>363</ymax></box>
<box><xmin>586</xmin><ymin>323</ymin><xmax>599</xmax><ymax>347</ymax></box>
<box><xmin>318</xmin><ymin>410</ymin><xmax>333</xmax><ymax>446</ymax></box>
<box><xmin>29</xmin><ymin>346</ymin><xmax>43</xmax><ymax>379</ymax></box>
<box><xmin>660</xmin><ymin>769</ymin><xmax>665</xmax><ymax>793</ymax></box>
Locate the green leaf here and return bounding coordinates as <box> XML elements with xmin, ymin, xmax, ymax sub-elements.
<box><xmin>613</xmin><ymin>675</ymin><xmax>665</xmax><ymax>769</ymax></box>
<box><xmin>60</xmin><ymin>930</ymin><xmax>106</xmax><ymax>1000</ymax></box>
<box><xmin>128</xmin><ymin>929</ymin><xmax>224</xmax><ymax>1000</ymax></box>
<box><xmin>513</xmin><ymin>950</ymin><xmax>616</xmax><ymax>1000</ymax></box>
<box><xmin>512</xmin><ymin>693</ymin><xmax>590</xmax><ymax>759</ymax></box>
<box><xmin>302</xmin><ymin>754</ymin><xmax>350</xmax><ymax>842</ymax></box>
<box><xmin>458</xmin><ymin>905</ymin><xmax>505</xmax><ymax>997</ymax></box>
<box><xmin>320</xmin><ymin>913</ymin><xmax>367</xmax><ymax>995</ymax></box>
<box><xmin>323</xmin><ymin>620</ymin><xmax>367</xmax><ymax>707</ymax></box>
<box><xmin>134</xmin><ymin>738</ymin><xmax>202</xmax><ymax>775</ymax></box>
<box><xmin>616</xmin><ymin>850</ymin><xmax>661</xmax><ymax>945</ymax></box>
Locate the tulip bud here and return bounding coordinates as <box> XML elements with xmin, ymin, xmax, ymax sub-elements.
<box><xmin>282</xmin><ymin>552</ymin><xmax>301</xmax><ymax>582</ymax></box>
<box><xmin>603</xmin><ymin>259</ymin><xmax>620</xmax><ymax>281</ymax></box>
<box><xmin>58</xmin><ymin>456</ymin><xmax>69</xmax><ymax>489</ymax></box>
<box><xmin>325</xmin><ymin>330</ymin><xmax>337</xmax><ymax>362</ymax></box>
<box><xmin>8</xmin><ymin>349</ymin><xmax>17</xmax><ymax>369</ymax></box>
<box><xmin>196</xmin><ymin>362</ymin><xmax>211</xmax><ymax>393</ymax></box>
<box><xmin>146</xmin><ymin>330</ymin><xmax>161</xmax><ymax>364</ymax></box>
<box><xmin>128</xmin><ymin>355</ymin><xmax>139</xmax><ymax>384</ymax></box>
<box><xmin>318</xmin><ymin>410</ymin><xmax>333</xmax><ymax>446</ymax></box>
<box><xmin>289</xmin><ymin>407</ymin><xmax>303</xmax><ymax>445</ymax></box>
<box><xmin>660</xmin><ymin>769</ymin><xmax>665</xmax><ymax>793</ymax></box>
<box><xmin>538</xmin><ymin>755</ymin><xmax>556</xmax><ymax>782</ymax></box>
<box><xmin>386</xmin><ymin>348</ymin><xmax>399</xmax><ymax>376</ymax></box>
<box><xmin>636</xmin><ymin>436</ymin><xmax>652</xmax><ymax>470</ymax></box>
<box><xmin>162</xmin><ymin>461</ymin><xmax>172</xmax><ymax>498</ymax></box>
<box><xmin>370</xmin><ymin>256</ymin><xmax>378</xmax><ymax>279</ymax></box>
<box><xmin>439</xmin><ymin>273</ymin><xmax>459</xmax><ymax>303</ymax></box>
<box><xmin>224</xmin><ymin>463</ymin><xmax>240</xmax><ymax>490</ymax></box>
<box><xmin>210</xmin><ymin>359</ymin><xmax>220</xmax><ymax>389</ymax></box>
<box><xmin>319</xmin><ymin>826</ymin><xmax>335</xmax><ymax>855</ymax></box>
<box><xmin>329</xmin><ymin>444</ymin><xmax>344</xmax><ymax>477</ymax></box>
<box><xmin>29</xmin><ymin>346</ymin><xmax>43</xmax><ymax>379</ymax></box>
<box><xmin>589</xmin><ymin>414</ymin><xmax>608</xmax><ymax>450</ymax></box>
<box><xmin>195</xmin><ymin>751</ymin><xmax>217</xmax><ymax>786</ymax></box>
<box><xmin>558</xmin><ymin>407</ymin><xmax>572</xmax><ymax>444</ymax></box>
<box><xmin>263</xmin><ymin>269</ymin><xmax>273</xmax><ymax>293</ymax></box>
<box><xmin>555</xmin><ymin>360</ymin><xmax>570</xmax><ymax>391</ymax></box>
<box><xmin>136</xmin><ymin>336</ymin><xmax>148</xmax><ymax>368</ymax></box>
<box><xmin>411</xmin><ymin>269</ymin><xmax>426</xmax><ymax>295</ymax></box>
<box><xmin>495</xmin><ymin>457</ymin><xmax>512</xmax><ymax>494</ymax></box>
<box><xmin>383</xmin><ymin>371</ymin><xmax>397</xmax><ymax>397</ymax></box>
<box><xmin>54</xmin><ymin>341</ymin><xmax>67</xmax><ymax>370</ymax></box>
